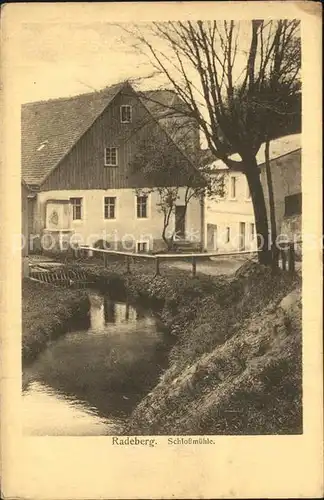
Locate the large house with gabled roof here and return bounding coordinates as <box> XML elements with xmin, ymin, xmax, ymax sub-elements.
<box><xmin>21</xmin><ymin>81</ymin><xmax>203</xmax><ymax>253</ymax></box>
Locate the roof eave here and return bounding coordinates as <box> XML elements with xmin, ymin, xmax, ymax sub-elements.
<box><xmin>258</xmin><ymin>147</ymin><xmax>302</xmax><ymax>167</ymax></box>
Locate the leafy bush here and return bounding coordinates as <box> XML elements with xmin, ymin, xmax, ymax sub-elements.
<box><xmin>93</xmin><ymin>239</ymin><xmax>112</xmax><ymax>250</ymax></box>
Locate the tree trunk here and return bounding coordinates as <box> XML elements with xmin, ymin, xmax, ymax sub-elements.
<box><xmin>162</xmin><ymin>223</ymin><xmax>174</xmax><ymax>251</ymax></box>
<box><xmin>265</xmin><ymin>138</ymin><xmax>279</xmax><ymax>269</ymax></box>
<box><xmin>161</xmin><ymin>204</ymin><xmax>175</xmax><ymax>252</ymax></box>
<box><xmin>244</xmin><ymin>156</ymin><xmax>271</xmax><ymax>265</ymax></box>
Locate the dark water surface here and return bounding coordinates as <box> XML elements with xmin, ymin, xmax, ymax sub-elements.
<box><xmin>22</xmin><ymin>291</ymin><xmax>170</xmax><ymax>435</ymax></box>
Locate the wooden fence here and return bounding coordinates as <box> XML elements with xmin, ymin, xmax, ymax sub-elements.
<box><xmin>76</xmin><ymin>241</ymin><xmax>300</xmax><ymax>277</ymax></box>
<box><xmin>29</xmin><ymin>267</ymin><xmax>92</xmax><ymax>288</ymax></box>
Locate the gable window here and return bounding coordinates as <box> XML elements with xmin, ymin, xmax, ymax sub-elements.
<box><xmin>104</xmin><ymin>147</ymin><xmax>118</xmax><ymax>167</ymax></box>
<box><xmin>70</xmin><ymin>197</ymin><xmax>82</xmax><ymax>220</ymax></box>
<box><xmin>230</xmin><ymin>176</ymin><xmax>237</xmax><ymax>199</ymax></box>
<box><xmin>284</xmin><ymin>193</ymin><xmax>302</xmax><ymax>216</ymax></box>
<box><xmin>104</xmin><ymin>197</ymin><xmax>116</xmax><ymax>219</ymax></box>
<box><xmin>136</xmin><ymin>195</ymin><xmax>148</xmax><ymax>218</ymax></box>
<box><xmin>120</xmin><ymin>105</ymin><xmax>132</xmax><ymax>123</ymax></box>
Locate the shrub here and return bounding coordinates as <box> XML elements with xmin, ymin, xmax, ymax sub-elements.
<box><xmin>93</xmin><ymin>239</ymin><xmax>112</xmax><ymax>250</ymax></box>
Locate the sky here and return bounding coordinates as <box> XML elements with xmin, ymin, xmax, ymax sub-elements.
<box><xmin>13</xmin><ymin>18</ymin><xmax>300</xmax><ymax>106</ymax></box>
<box><xmin>10</xmin><ymin>17</ymin><xmax>299</xmax><ymax>156</ymax></box>
<box><xmin>6</xmin><ymin>18</ymin><xmax>253</xmax><ymax>153</ymax></box>
<box><xmin>13</xmin><ymin>19</ymin><xmax>256</xmax><ymax>107</ymax></box>
<box><xmin>14</xmin><ymin>22</ymin><xmax>170</xmax><ymax>104</ymax></box>
<box><xmin>4</xmin><ymin>0</ymin><xmax>304</xmax><ymax>111</ymax></box>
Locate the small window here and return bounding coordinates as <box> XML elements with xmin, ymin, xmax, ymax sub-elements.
<box><xmin>136</xmin><ymin>195</ymin><xmax>148</xmax><ymax>218</ymax></box>
<box><xmin>226</xmin><ymin>226</ymin><xmax>230</xmax><ymax>243</ymax></box>
<box><xmin>70</xmin><ymin>197</ymin><xmax>82</xmax><ymax>220</ymax></box>
<box><xmin>250</xmin><ymin>223</ymin><xmax>255</xmax><ymax>240</ymax></box>
<box><xmin>284</xmin><ymin>193</ymin><xmax>302</xmax><ymax>216</ymax></box>
<box><xmin>104</xmin><ymin>147</ymin><xmax>118</xmax><ymax>167</ymax></box>
<box><xmin>120</xmin><ymin>105</ymin><xmax>132</xmax><ymax>123</ymax></box>
<box><xmin>230</xmin><ymin>176</ymin><xmax>237</xmax><ymax>199</ymax></box>
<box><xmin>104</xmin><ymin>197</ymin><xmax>116</xmax><ymax>219</ymax></box>
<box><xmin>137</xmin><ymin>241</ymin><xmax>148</xmax><ymax>253</ymax></box>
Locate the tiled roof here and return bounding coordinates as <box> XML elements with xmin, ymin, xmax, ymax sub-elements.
<box><xmin>208</xmin><ymin>134</ymin><xmax>301</xmax><ymax>171</ymax></box>
<box><xmin>21</xmin><ymin>82</ymin><xmax>125</xmax><ymax>186</ymax></box>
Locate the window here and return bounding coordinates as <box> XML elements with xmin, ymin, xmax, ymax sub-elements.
<box><xmin>136</xmin><ymin>195</ymin><xmax>148</xmax><ymax>218</ymax></box>
<box><xmin>104</xmin><ymin>147</ymin><xmax>118</xmax><ymax>166</ymax></box>
<box><xmin>226</xmin><ymin>226</ymin><xmax>231</xmax><ymax>243</ymax></box>
<box><xmin>104</xmin><ymin>197</ymin><xmax>116</xmax><ymax>219</ymax></box>
<box><xmin>230</xmin><ymin>176</ymin><xmax>237</xmax><ymax>199</ymax></box>
<box><xmin>70</xmin><ymin>197</ymin><xmax>82</xmax><ymax>220</ymax></box>
<box><xmin>250</xmin><ymin>223</ymin><xmax>255</xmax><ymax>240</ymax></box>
<box><xmin>246</xmin><ymin>182</ymin><xmax>251</xmax><ymax>200</ymax></box>
<box><xmin>137</xmin><ymin>241</ymin><xmax>148</xmax><ymax>253</ymax></box>
<box><xmin>284</xmin><ymin>193</ymin><xmax>302</xmax><ymax>216</ymax></box>
<box><xmin>239</xmin><ymin>222</ymin><xmax>246</xmax><ymax>251</ymax></box>
<box><xmin>120</xmin><ymin>105</ymin><xmax>132</xmax><ymax>123</ymax></box>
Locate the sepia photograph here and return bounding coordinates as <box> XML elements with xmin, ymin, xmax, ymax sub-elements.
<box><xmin>1</xmin><ymin>2</ymin><xmax>323</xmax><ymax>499</ymax></box>
<box><xmin>19</xmin><ymin>17</ymin><xmax>304</xmax><ymax>437</ymax></box>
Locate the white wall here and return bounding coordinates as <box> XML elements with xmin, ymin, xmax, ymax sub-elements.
<box><xmin>205</xmin><ymin>171</ymin><xmax>256</xmax><ymax>252</ymax></box>
<box><xmin>33</xmin><ymin>188</ymin><xmax>202</xmax><ymax>252</ymax></box>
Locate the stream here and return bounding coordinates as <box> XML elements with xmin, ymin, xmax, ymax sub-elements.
<box><xmin>22</xmin><ymin>291</ymin><xmax>170</xmax><ymax>436</ymax></box>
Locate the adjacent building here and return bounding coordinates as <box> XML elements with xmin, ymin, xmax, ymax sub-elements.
<box><xmin>204</xmin><ymin>163</ymin><xmax>256</xmax><ymax>253</ymax></box>
<box><xmin>21</xmin><ymin>81</ymin><xmax>202</xmax><ymax>254</ymax></box>
<box><xmin>258</xmin><ymin>134</ymin><xmax>301</xmax><ymax>244</ymax></box>
<box><xmin>204</xmin><ymin>133</ymin><xmax>301</xmax><ymax>254</ymax></box>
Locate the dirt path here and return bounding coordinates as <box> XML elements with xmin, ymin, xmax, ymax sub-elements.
<box><xmin>166</xmin><ymin>256</ymin><xmax>255</xmax><ymax>276</ymax></box>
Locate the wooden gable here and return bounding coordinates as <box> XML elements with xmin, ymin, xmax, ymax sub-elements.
<box><xmin>41</xmin><ymin>84</ymin><xmax>193</xmax><ymax>191</ymax></box>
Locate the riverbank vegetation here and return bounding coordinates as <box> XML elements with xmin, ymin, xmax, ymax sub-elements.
<box><xmin>128</xmin><ymin>263</ymin><xmax>302</xmax><ymax>435</ymax></box>
<box><xmin>66</xmin><ymin>257</ymin><xmax>302</xmax><ymax>435</ymax></box>
<box><xmin>22</xmin><ymin>278</ymin><xmax>90</xmax><ymax>364</ymax></box>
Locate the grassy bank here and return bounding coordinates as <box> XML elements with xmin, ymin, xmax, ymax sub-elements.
<box><xmin>22</xmin><ymin>278</ymin><xmax>90</xmax><ymax>364</ymax></box>
<box><xmin>66</xmin><ymin>257</ymin><xmax>302</xmax><ymax>435</ymax></box>
<box><xmin>127</xmin><ymin>263</ymin><xmax>302</xmax><ymax>435</ymax></box>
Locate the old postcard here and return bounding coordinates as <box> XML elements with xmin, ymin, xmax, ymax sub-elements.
<box><xmin>1</xmin><ymin>1</ymin><xmax>323</xmax><ymax>498</ymax></box>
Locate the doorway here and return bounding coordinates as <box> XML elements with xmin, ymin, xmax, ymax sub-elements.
<box><xmin>239</xmin><ymin>222</ymin><xmax>246</xmax><ymax>251</ymax></box>
<box><xmin>175</xmin><ymin>205</ymin><xmax>186</xmax><ymax>239</ymax></box>
<box><xmin>207</xmin><ymin>223</ymin><xmax>218</xmax><ymax>251</ymax></box>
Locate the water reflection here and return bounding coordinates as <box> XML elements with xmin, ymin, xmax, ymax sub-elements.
<box><xmin>22</xmin><ymin>292</ymin><xmax>170</xmax><ymax>436</ymax></box>
<box><xmin>89</xmin><ymin>295</ymin><xmax>147</xmax><ymax>331</ymax></box>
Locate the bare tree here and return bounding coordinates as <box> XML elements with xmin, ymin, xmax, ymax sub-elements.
<box><xmin>122</xmin><ymin>20</ymin><xmax>301</xmax><ymax>264</ymax></box>
<box><xmin>131</xmin><ymin>122</ymin><xmax>224</xmax><ymax>251</ymax></box>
